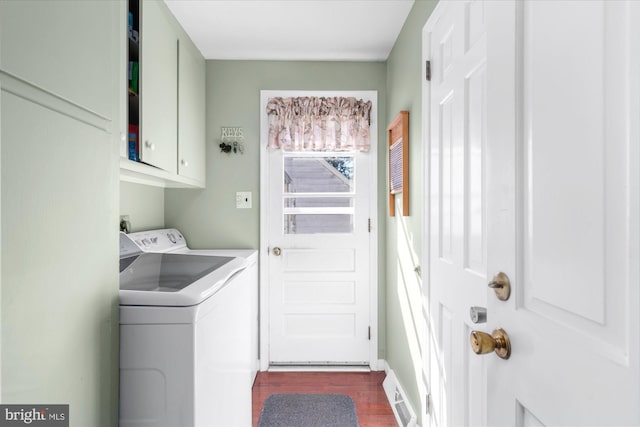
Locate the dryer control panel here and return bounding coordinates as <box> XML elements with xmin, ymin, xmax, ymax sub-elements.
<box><xmin>125</xmin><ymin>228</ymin><xmax>188</xmax><ymax>253</ymax></box>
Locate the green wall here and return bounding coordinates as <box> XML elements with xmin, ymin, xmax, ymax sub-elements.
<box><xmin>164</xmin><ymin>60</ymin><xmax>390</xmax><ymax>355</ymax></box>
<box><xmin>165</xmin><ymin>60</ymin><xmax>387</xmax><ymax>247</ymax></box>
<box><xmin>120</xmin><ymin>182</ymin><xmax>165</xmax><ymax>232</ymax></box>
<box><xmin>385</xmin><ymin>0</ymin><xmax>438</xmax><ymax>424</ymax></box>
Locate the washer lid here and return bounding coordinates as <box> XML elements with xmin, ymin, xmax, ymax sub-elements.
<box><xmin>120</xmin><ymin>232</ymin><xmax>142</xmax><ymax>259</ymax></box>
<box><xmin>119</xmin><ymin>253</ymin><xmax>247</xmax><ymax>306</ymax></box>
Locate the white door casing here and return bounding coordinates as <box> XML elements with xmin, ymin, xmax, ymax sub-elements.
<box><xmin>259</xmin><ymin>90</ymin><xmax>379</xmax><ymax>369</ymax></box>
<box><xmin>424</xmin><ymin>1</ymin><xmax>640</xmax><ymax>425</ymax></box>
<box><xmin>424</xmin><ymin>1</ymin><xmax>488</xmax><ymax>425</ymax></box>
<box><xmin>485</xmin><ymin>1</ymin><xmax>640</xmax><ymax>425</ymax></box>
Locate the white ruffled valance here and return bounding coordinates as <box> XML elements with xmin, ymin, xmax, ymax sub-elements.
<box><xmin>266</xmin><ymin>97</ymin><xmax>372</xmax><ymax>152</ymax></box>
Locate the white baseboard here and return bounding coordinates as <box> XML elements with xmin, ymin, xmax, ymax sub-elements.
<box><xmin>374</xmin><ymin>359</ymin><xmax>387</xmax><ymax>372</ymax></box>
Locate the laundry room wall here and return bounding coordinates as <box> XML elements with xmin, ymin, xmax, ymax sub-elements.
<box><xmin>384</xmin><ymin>0</ymin><xmax>438</xmax><ymax>424</ymax></box>
<box><xmin>164</xmin><ymin>60</ymin><xmax>389</xmax><ymax>356</ymax></box>
<box><xmin>120</xmin><ymin>182</ymin><xmax>165</xmax><ymax>232</ymax></box>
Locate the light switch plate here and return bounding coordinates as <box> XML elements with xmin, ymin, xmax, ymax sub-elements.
<box><xmin>236</xmin><ymin>191</ymin><xmax>252</xmax><ymax>209</ymax></box>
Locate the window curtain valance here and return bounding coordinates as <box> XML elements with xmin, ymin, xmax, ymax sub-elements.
<box><xmin>266</xmin><ymin>97</ymin><xmax>372</xmax><ymax>152</ymax></box>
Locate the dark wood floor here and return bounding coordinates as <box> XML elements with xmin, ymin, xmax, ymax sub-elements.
<box><xmin>252</xmin><ymin>371</ymin><xmax>397</xmax><ymax>427</ymax></box>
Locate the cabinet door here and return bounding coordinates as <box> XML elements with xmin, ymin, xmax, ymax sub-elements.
<box><xmin>140</xmin><ymin>0</ymin><xmax>177</xmax><ymax>173</ymax></box>
<box><xmin>1</xmin><ymin>1</ymin><xmax>120</xmax><ymax>424</ymax></box>
<box><xmin>178</xmin><ymin>37</ymin><xmax>205</xmax><ymax>183</ymax></box>
<box><xmin>1</xmin><ymin>0</ymin><xmax>116</xmax><ymax>120</ymax></box>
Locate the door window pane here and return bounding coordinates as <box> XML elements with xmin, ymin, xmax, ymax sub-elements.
<box><xmin>284</xmin><ymin>156</ymin><xmax>354</xmax><ymax>193</ymax></box>
<box><xmin>283</xmin><ymin>154</ymin><xmax>356</xmax><ymax>234</ymax></box>
<box><xmin>284</xmin><ymin>214</ymin><xmax>353</xmax><ymax>234</ymax></box>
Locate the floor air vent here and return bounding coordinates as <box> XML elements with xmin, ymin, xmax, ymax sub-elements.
<box><xmin>383</xmin><ymin>369</ymin><xmax>417</xmax><ymax>427</ymax></box>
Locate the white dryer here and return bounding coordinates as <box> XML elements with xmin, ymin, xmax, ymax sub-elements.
<box><xmin>119</xmin><ymin>229</ymin><xmax>258</xmax><ymax>427</ymax></box>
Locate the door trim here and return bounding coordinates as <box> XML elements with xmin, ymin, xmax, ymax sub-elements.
<box><xmin>421</xmin><ymin>10</ymin><xmax>434</xmax><ymax>425</ymax></box>
<box><xmin>259</xmin><ymin>90</ymin><xmax>378</xmax><ymax>371</ymax></box>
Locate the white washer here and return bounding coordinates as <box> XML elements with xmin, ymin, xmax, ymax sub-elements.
<box><xmin>119</xmin><ymin>230</ymin><xmax>258</xmax><ymax>427</ymax></box>
<box><xmin>123</xmin><ymin>228</ymin><xmax>260</xmax><ymax>380</ymax></box>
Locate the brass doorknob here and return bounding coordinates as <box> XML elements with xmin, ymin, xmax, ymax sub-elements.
<box><xmin>272</xmin><ymin>247</ymin><xmax>282</xmax><ymax>256</ymax></box>
<box><xmin>470</xmin><ymin>328</ymin><xmax>511</xmax><ymax>360</ymax></box>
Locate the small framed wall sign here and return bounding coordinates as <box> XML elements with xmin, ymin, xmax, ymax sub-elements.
<box><xmin>388</xmin><ymin>111</ymin><xmax>409</xmax><ymax>216</ymax></box>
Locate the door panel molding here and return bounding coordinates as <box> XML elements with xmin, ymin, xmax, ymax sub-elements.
<box><xmin>485</xmin><ymin>1</ymin><xmax>640</xmax><ymax>425</ymax></box>
<box><xmin>517</xmin><ymin>0</ymin><xmax>632</xmax><ymax>361</ymax></box>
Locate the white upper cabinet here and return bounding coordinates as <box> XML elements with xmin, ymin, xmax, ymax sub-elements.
<box><xmin>121</xmin><ymin>0</ymin><xmax>205</xmax><ymax>188</ymax></box>
<box><xmin>178</xmin><ymin>36</ymin><xmax>206</xmax><ymax>184</ymax></box>
<box><xmin>140</xmin><ymin>0</ymin><xmax>178</xmax><ymax>174</ymax></box>
<box><xmin>1</xmin><ymin>0</ymin><xmax>116</xmax><ymax>120</ymax></box>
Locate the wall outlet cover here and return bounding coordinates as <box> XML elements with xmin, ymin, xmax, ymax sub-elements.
<box><xmin>236</xmin><ymin>191</ymin><xmax>252</xmax><ymax>209</ymax></box>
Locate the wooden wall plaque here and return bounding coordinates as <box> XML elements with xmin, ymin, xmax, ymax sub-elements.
<box><xmin>387</xmin><ymin>111</ymin><xmax>409</xmax><ymax>216</ymax></box>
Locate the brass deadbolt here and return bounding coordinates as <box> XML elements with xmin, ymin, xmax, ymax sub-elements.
<box><xmin>488</xmin><ymin>272</ymin><xmax>511</xmax><ymax>301</ymax></box>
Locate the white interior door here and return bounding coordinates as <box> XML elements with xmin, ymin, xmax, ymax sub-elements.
<box><xmin>484</xmin><ymin>1</ymin><xmax>640</xmax><ymax>425</ymax></box>
<box><xmin>261</xmin><ymin>92</ymin><xmax>377</xmax><ymax>367</ymax></box>
<box><xmin>425</xmin><ymin>1</ymin><xmax>639</xmax><ymax>425</ymax></box>
<box><xmin>426</xmin><ymin>1</ymin><xmax>488</xmax><ymax>425</ymax></box>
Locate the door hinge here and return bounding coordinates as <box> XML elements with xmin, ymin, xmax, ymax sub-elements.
<box><xmin>426</xmin><ymin>60</ymin><xmax>432</xmax><ymax>82</ymax></box>
<box><xmin>368</xmin><ymin>326</ymin><xmax>371</xmax><ymax>340</ymax></box>
<box><xmin>368</xmin><ymin>218</ymin><xmax>371</xmax><ymax>233</ymax></box>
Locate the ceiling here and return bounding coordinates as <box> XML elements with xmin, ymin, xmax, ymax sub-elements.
<box><xmin>163</xmin><ymin>0</ymin><xmax>415</xmax><ymax>61</ymax></box>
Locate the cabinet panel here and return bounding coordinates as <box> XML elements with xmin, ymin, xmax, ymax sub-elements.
<box><xmin>0</xmin><ymin>0</ymin><xmax>115</xmax><ymax>118</ymax></box>
<box><xmin>1</xmin><ymin>0</ymin><xmax>120</xmax><ymax>421</ymax></box>
<box><xmin>178</xmin><ymin>37</ymin><xmax>206</xmax><ymax>183</ymax></box>
<box><xmin>2</xmin><ymin>91</ymin><xmax>118</xmax><ymax>426</ymax></box>
<box><xmin>140</xmin><ymin>0</ymin><xmax>177</xmax><ymax>173</ymax></box>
